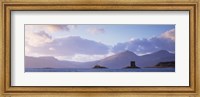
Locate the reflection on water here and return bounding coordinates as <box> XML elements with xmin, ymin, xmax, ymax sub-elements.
<box><xmin>25</xmin><ymin>68</ymin><xmax>175</xmax><ymax>72</ymax></box>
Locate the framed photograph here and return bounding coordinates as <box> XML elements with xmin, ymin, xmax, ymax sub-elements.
<box><xmin>24</xmin><ymin>24</ymin><xmax>176</xmax><ymax>72</ymax></box>
<box><xmin>0</xmin><ymin>0</ymin><xmax>199</xmax><ymax>97</ymax></box>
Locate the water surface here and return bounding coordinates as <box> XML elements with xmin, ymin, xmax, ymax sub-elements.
<box><xmin>25</xmin><ymin>68</ymin><xmax>175</xmax><ymax>72</ymax></box>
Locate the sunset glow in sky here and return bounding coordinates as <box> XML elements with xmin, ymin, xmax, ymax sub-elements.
<box><xmin>25</xmin><ymin>24</ymin><xmax>175</xmax><ymax>62</ymax></box>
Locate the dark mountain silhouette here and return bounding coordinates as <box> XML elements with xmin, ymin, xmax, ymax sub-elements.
<box><xmin>25</xmin><ymin>56</ymin><xmax>98</xmax><ymax>68</ymax></box>
<box><xmin>137</xmin><ymin>50</ymin><xmax>175</xmax><ymax>67</ymax></box>
<box><xmin>25</xmin><ymin>50</ymin><xmax>175</xmax><ymax>69</ymax></box>
<box><xmin>97</xmin><ymin>50</ymin><xmax>139</xmax><ymax>69</ymax></box>
<box><xmin>97</xmin><ymin>50</ymin><xmax>174</xmax><ymax>68</ymax></box>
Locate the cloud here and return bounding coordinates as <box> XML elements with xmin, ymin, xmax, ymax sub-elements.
<box><xmin>129</xmin><ymin>37</ymin><xmax>135</xmax><ymax>41</ymax></box>
<box><xmin>112</xmin><ymin>29</ymin><xmax>175</xmax><ymax>55</ymax></box>
<box><xmin>45</xmin><ymin>25</ymin><xmax>70</xmax><ymax>33</ymax></box>
<box><xmin>55</xmin><ymin>52</ymin><xmax>114</xmax><ymax>62</ymax></box>
<box><xmin>25</xmin><ymin>46</ymin><xmax>31</xmax><ymax>55</ymax></box>
<box><xmin>26</xmin><ymin>36</ymin><xmax>110</xmax><ymax>57</ymax></box>
<box><xmin>70</xmin><ymin>54</ymin><xmax>107</xmax><ymax>62</ymax></box>
<box><xmin>49</xmin><ymin>47</ymin><xmax>55</xmax><ymax>51</ymax></box>
<box><xmin>87</xmin><ymin>28</ymin><xmax>105</xmax><ymax>34</ymax></box>
<box><xmin>67</xmin><ymin>25</ymin><xmax>77</xmax><ymax>30</ymax></box>
<box><xmin>25</xmin><ymin>24</ymin><xmax>77</xmax><ymax>33</ymax></box>
<box><xmin>25</xmin><ymin>31</ymin><xmax>52</xmax><ymax>47</ymax></box>
<box><xmin>160</xmin><ymin>28</ymin><xmax>175</xmax><ymax>41</ymax></box>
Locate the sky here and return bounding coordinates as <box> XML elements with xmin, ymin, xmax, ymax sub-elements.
<box><xmin>25</xmin><ymin>24</ymin><xmax>175</xmax><ymax>62</ymax></box>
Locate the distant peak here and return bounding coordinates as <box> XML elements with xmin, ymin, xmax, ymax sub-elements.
<box><xmin>124</xmin><ymin>50</ymin><xmax>133</xmax><ymax>53</ymax></box>
<box><xmin>120</xmin><ymin>50</ymin><xmax>133</xmax><ymax>54</ymax></box>
<box><xmin>118</xmin><ymin>50</ymin><xmax>138</xmax><ymax>56</ymax></box>
<box><xmin>152</xmin><ymin>50</ymin><xmax>170</xmax><ymax>55</ymax></box>
<box><xmin>40</xmin><ymin>56</ymin><xmax>55</xmax><ymax>58</ymax></box>
<box><xmin>26</xmin><ymin>56</ymin><xmax>58</xmax><ymax>60</ymax></box>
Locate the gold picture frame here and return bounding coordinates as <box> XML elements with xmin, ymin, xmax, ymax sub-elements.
<box><xmin>0</xmin><ymin>0</ymin><xmax>199</xmax><ymax>97</ymax></box>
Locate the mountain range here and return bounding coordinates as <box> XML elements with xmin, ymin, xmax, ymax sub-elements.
<box><xmin>25</xmin><ymin>50</ymin><xmax>175</xmax><ymax>69</ymax></box>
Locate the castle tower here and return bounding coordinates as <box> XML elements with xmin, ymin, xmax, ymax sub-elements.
<box><xmin>130</xmin><ymin>61</ymin><xmax>136</xmax><ymax>68</ymax></box>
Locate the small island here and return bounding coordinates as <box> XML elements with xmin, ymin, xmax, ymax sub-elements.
<box><xmin>154</xmin><ymin>61</ymin><xmax>175</xmax><ymax>68</ymax></box>
<box><xmin>93</xmin><ymin>65</ymin><xmax>107</xmax><ymax>69</ymax></box>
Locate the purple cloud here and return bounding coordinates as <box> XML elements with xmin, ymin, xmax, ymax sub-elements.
<box><xmin>25</xmin><ymin>24</ymin><xmax>77</xmax><ymax>34</ymax></box>
<box><xmin>112</xmin><ymin>29</ymin><xmax>175</xmax><ymax>55</ymax></box>
<box><xmin>28</xmin><ymin>36</ymin><xmax>109</xmax><ymax>56</ymax></box>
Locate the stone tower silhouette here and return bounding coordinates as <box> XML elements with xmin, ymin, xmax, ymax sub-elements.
<box><xmin>130</xmin><ymin>61</ymin><xmax>136</xmax><ymax>68</ymax></box>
